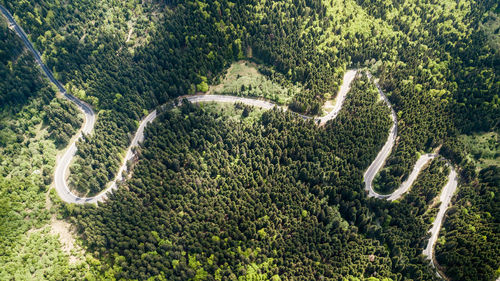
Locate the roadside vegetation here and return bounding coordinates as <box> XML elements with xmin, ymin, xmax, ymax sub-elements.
<box><xmin>1</xmin><ymin>0</ymin><xmax>498</xmax><ymax>280</ymax></box>
<box><xmin>210</xmin><ymin>61</ymin><xmax>299</xmax><ymax>105</ymax></box>
<box><xmin>194</xmin><ymin>102</ymin><xmax>266</xmax><ymax>124</ymax></box>
<box><xmin>435</xmin><ymin>165</ymin><xmax>499</xmax><ymax>281</ymax></box>
<box><xmin>435</xmin><ymin>131</ymin><xmax>499</xmax><ymax>281</ymax></box>
<box><xmin>0</xmin><ymin>18</ymin><xmax>88</xmax><ymax>280</ymax></box>
<box><xmin>5</xmin><ymin>0</ymin><xmax>497</xmax><ymax>200</ymax></box>
<box><xmin>68</xmin><ymin>75</ymin><xmax>412</xmax><ymax>280</ymax></box>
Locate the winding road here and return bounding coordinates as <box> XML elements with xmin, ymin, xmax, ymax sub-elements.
<box><xmin>0</xmin><ymin>5</ymin><xmax>96</xmax><ymax>204</ymax></box>
<box><xmin>1</xmin><ymin>6</ymin><xmax>458</xmax><ymax>279</ymax></box>
<box><xmin>363</xmin><ymin>73</ymin><xmax>398</xmax><ymax>199</ymax></box>
<box><xmin>362</xmin><ymin>73</ymin><xmax>459</xmax><ymax>274</ymax></box>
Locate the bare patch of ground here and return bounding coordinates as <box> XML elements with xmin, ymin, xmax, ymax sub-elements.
<box><xmin>321</xmin><ymin>99</ymin><xmax>336</xmax><ymax>116</ymax></box>
<box><xmin>49</xmin><ymin>217</ymin><xmax>82</xmax><ymax>264</ymax></box>
<box><xmin>45</xmin><ymin>190</ymin><xmax>52</xmax><ymax>210</ymax></box>
<box><xmin>46</xmin><ymin>188</ymin><xmax>84</xmax><ymax>264</ymax></box>
<box><xmin>79</xmin><ymin>33</ymin><xmax>87</xmax><ymax>43</ymax></box>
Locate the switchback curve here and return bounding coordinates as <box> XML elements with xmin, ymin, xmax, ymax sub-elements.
<box><xmin>1</xmin><ymin>6</ymin><xmax>457</xmax><ymax>279</ymax></box>
<box><xmin>0</xmin><ymin>5</ymin><xmax>97</xmax><ymax>204</ymax></box>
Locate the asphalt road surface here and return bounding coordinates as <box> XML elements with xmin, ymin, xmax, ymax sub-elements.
<box><xmin>0</xmin><ymin>5</ymin><xmax>97</xmax><ymax>204</ymax></box>
<box><xmin>363</xmin><ymin>72</ymin><xmax>398</xmax><ymax>199</ymax></box>
<box><xmin>2</xmin><ymin>5</ymin><xmax>460</xmax><ymax>278</ymax></box>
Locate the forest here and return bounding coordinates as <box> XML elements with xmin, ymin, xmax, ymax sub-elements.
<box><xmin>0</xmin><ymin>0</ymin><xmax>498</xmax><ymax>280</ymax></box>
<box><xmin>0</xmin><ymin>18</ymin><xmax>90</xmax><ymax>279</ymax></box>
<box><xmin>0</xmin><ymin>18</ymin><xmax>45</xmax><ymax>108</ymax></box>
<box><xmin>63</xmin><ymin>75</ymin><xmax>464</xmax><ymax>280</ymax></box>
<box><xmin>3</xmin><ymin>0</ymin><xmax>497</xmax><ymax>198</ymax></box>
<box><xmin>436</xmin><ymin>165</ymin><xmax>499</xmax><ymax>281</ymax></box>
<box><xmin>2</xmin><ymin>0</ymin><xmax>496</xmax><ymax>199</ymax></box>
<box><xmin>69</xmin><ymin>75</ymin><xmax>404</xmax><ymax>280</ymax></box>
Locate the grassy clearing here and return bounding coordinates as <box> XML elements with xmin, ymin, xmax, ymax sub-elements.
<box><xmin>460</xmin><ymin>132</ymin><xmax>500</xmax><ymax>169</ymax></box>
<box><xmin>195</xmin><ymin>102</ymin><xmax>265</xmax><ymax>124</ymax></box>
<box><xmin>210</xmin><ymin>61</ymin><xmax>299</xmax><ymax>105</ymax></box>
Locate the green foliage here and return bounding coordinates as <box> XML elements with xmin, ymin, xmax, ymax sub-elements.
<box><xmin>69</xmin><ymin>75</ymin><xmax>441</xmax><ymax>280</ymax></box>
<box><xmin>436</xmin><ymin>165</ymin><xmax>500</xmax><ymax>281</ymax></box>
<box><xmin>459</xmin><ymin>132</ymin><xmax>500</xmax><ymax>169</ymax></box>
<box><xmin>213</xmin><ymin>61</ymin><xmax>298</xmax><ymax>105</ymax></box>
<box><xmin>5</xmin><ymin>0</ymin><xmax>241</xmax><ymax>195</ymax></box>
<box><xmin>237</xmin><ymin>258</ymin><xmax>276</xmax><ymax>281</ymax></box>
<box><xmin>402</xmin><ymin>160</ymin><xmax>449</xmax><ymax>217</ymax></box>
<box><xmin>196</xmin><ymin>76</ymin><xmax>209</xmax><ymax>93</ymax></box>
<box><xmin>480</xmin><ymin>9</ymin><xmax>500</xmax><ymax>52</ymax></box>
<box><xmin>7</xmin><ymin>0</ymin><xmax>497</xmax><ymax>200</ymax></box>
<box><xmin>197</xmin><ymin>102</ymin><xmax>265</xmax><ymax>125</ymax></box>
<box><xmin>366</xmin><ymin>159</ymin><xmax>449</xmax><ymax>281</ymax></box>
<box><xmin>350</xmin><ymin>0</ymin><xmax>499</xmax><ymax>195</ymax></box>
<box><xmin>2</xmin><ymin>0</ymin><xmax>498</xmax><ymax>280</ymax></box>
<box><xmin>69</xmin><ymin>110</ymin><xmax>133</xmax><ymax>195</ymax></box>
<box><xmin>43</xmin><ymin>98</ymin><xmax>82</xmax><ymax>148</ymax></box>
<box><xmin>196</xmin><ymin>81</ymin><xmax>209</xmax><ymax>93</ymax></box>
<box><xmin>0</xmin><ymin>21</ymin><xmax>44</xmax><ymax>107</ymax></box>
<box><xmin>0</xmin><ymin>18</ymin><xmax>90</xmax><ymax>280</ymax></box>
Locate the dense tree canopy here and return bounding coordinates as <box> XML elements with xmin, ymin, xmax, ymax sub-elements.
<box><xmin>0</xmin><ymin>18</ymin><xmax>86</xmax><ymax>280</ymax></box>
<box><xmin>0</xmin><ymin>0</ymin><xmax>498</xmax><ymax>280</ymax></box>
<box><xmin>4</xmin><ymin>0</ymin><xmax>497</xmax><ymax>198</ymax></box>
<box><xmin>66</xmin><ymin>76</ymin><xmax>443</xmax><ymax>280</ymax></box>
<box><xmin>435</xmin><ymin>166</ymin><xmax>499</xmax><ymax>281</ymax></box>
